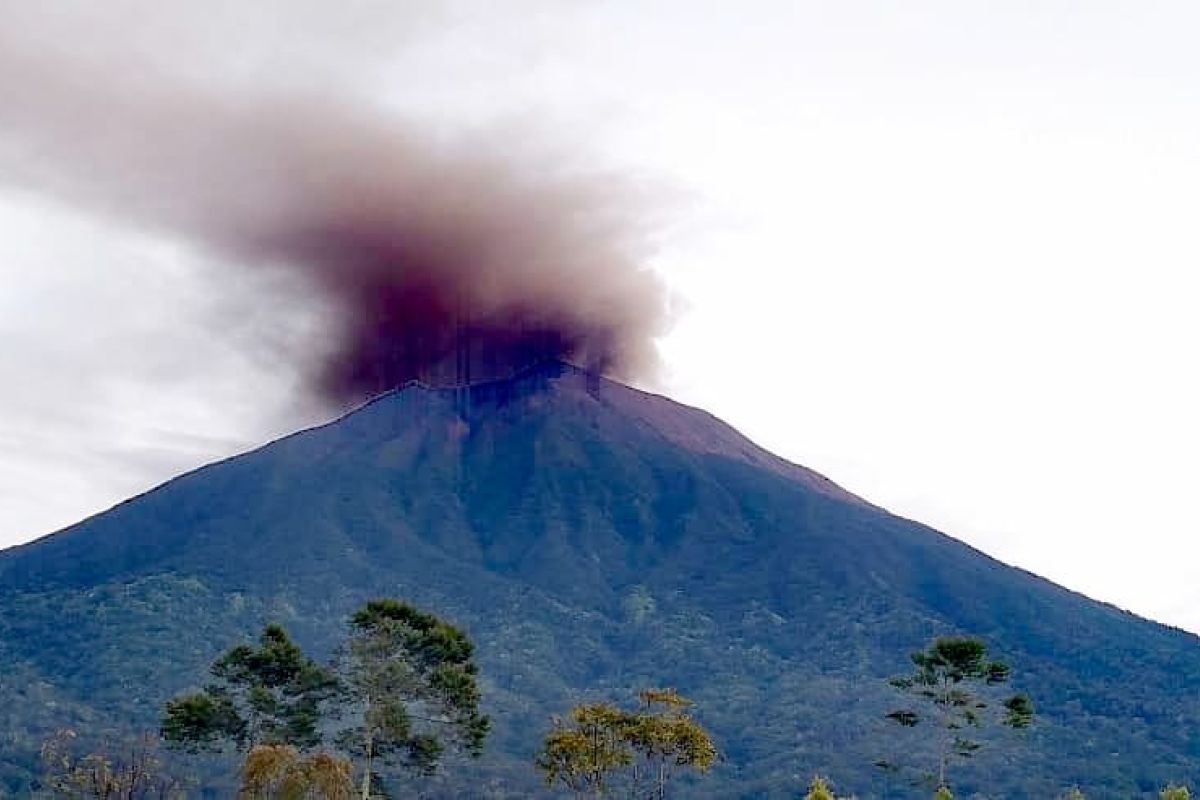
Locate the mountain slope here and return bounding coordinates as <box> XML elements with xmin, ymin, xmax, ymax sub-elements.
<box><xmin>1</xmin><ymin>362</ymin><xmax>1197</xmax><ymax>797</ymax></box>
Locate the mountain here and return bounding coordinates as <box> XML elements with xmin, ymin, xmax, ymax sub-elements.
<box><xmin>1</xmin><ymin>361</ymin><xmax>1197</xmax><ymax>797</ymax></box>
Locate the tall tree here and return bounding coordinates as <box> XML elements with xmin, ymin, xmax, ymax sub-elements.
<box><xmin>536</xmin><ymin>703</ymin><xmax>633</xmax><ymax>797</ymax></box>
<box><xmin>336</xmin><ymin>599</ymin><xmax>490</xmax><ymax>800</ymax></box>
<box><xmin>162</xmin><ymin>623</ymin><xmax>339</xmax><ymax>753</ymax></box>
<box><xmin>624</xmin><ymin>689</ymin><xmax>718</xmax><ymax>800</ymax></box>
<box><xmin>885</xmin><ymin>636</ymin><xmax>1033</xmax><ymax>794</ymax></box>
<box><xmin>161</xmin><ymin>599</ymin><xmax>489</xmax><ymax>797</ymax></box>
<box><xmin>536</xmin><ymin>688</ymin><xmax>717</xmax><ymax>798</ymax></box>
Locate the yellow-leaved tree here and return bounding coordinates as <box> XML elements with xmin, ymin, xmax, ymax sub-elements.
<box><xmin>804</xmin><ymin>775</ymin><xmax>836</xmax><ymax>800</ymax></box>
<box><xmin>536</xmin><ymin>687</ymin><xmax>717</xmax><ymax>798</ymax></box>
<box><xmin>240</xmin><ymin>744</ymin><xmax>354</xmax><ymax>799</ymax></box>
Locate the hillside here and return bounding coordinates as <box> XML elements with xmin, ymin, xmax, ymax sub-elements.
<box><xmin>1</xmin><ymin>361</ymin><xmax>1197</xmax><ymax>797</ymax></box>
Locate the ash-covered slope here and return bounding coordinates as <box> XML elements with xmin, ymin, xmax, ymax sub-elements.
<box><xmin>1</xmin><ymin>362</ymin><xmax>1197</xmax><ymax>797</ymax></box>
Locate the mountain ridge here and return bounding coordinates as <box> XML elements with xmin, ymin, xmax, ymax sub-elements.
<box><xmin>0</xmin><ymin>361</ymin><xmax>863</xmax><ymax>567</ymax></box>
<box><xmin>0</xmin><ymin>361</ymin><xmax>1197</xmax><ymax>796</ymax></box>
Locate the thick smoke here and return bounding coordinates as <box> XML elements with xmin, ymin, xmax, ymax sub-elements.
<box><xmin>0</xmin><ymin>25</ymin><xmax>668</xmax><ymax>406</ymax></box>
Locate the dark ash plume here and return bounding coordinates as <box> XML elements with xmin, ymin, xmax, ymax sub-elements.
<box><xmin>0</xmin><ymin>34</ymin><xmax>669</xmax><ymax>406</ymax></box>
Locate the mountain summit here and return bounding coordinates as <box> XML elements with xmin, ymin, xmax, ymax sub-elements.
<box><xmin>1</xmin><ymin>361</ymin><xmax>1197</xmax><ymax>796</ymax></box>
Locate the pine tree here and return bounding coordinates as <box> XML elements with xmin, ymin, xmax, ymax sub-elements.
<box><xmin>161</xmin><ymin>598</ymin><xmax>489</xmax><ymax>798</ymax></box>
<box><xmin>162</xmin><ymin>623</ymin><xmax>338</xmax><ymax>753</ymax></box>
<box><xmin>884</xmin><ymin>636</ymin><xmax>1033</xmax><ymax>794</ymax></box>
<box><xmin>337</xmin><ymin>599</ymin><xmax>490</xmax><ymax>799</ymax></box>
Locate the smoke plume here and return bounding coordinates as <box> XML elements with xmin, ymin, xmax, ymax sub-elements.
<box><xmin>0</xmin><ymin>20</ymin><xmax>668</xmax><ymax>406</ymax></box>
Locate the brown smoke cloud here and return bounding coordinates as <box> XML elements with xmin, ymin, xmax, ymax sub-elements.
<box><xmin>0</xmin><ymin>18</ymin><xmax>669</xmax><ymax>406</ymax></box>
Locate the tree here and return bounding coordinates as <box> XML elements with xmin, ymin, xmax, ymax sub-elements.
<box><xmin>240</xmin><ymin>744</ymin><xmax>354</xmax><ymax>799</ymax></box>
<box><xmin>884</xmin><ymin>636</ymin><xmax>1033</xmax><ymax>794</ymax></box>
<box><xmin>536</xmin><ymin>688</ymin><xmax>717</xmax><ymax>798</ymax></box>
<box><xmin>624</xmin><ymin>689</ymin><xmax>718</xmax><ymax>799</ymax></box>
<box><xmin>1162</xmin><ymin>786</ymin><xmax>1191</xmax><ymax>800</ymax></box>
<box><xmin>536</xmin><ymin>703</ymin><xmax>633</xmax><ymax>797</ymax></box>
<box><xmin>161</xmin><ymin>599</ymin><xmax>489</xmax><ymax>798</ymax></box>
<box><xmin>40</xmin><ymin>729</ymin><xmax>189</xmax><ymax>799</ymax></box>
<box><xmin>804</xmin><ymin>775</ymin><xmax>835</xmax><ymax>800</ymax></box>
<box><xmin>337</xmin><ymin>598</ymin><xmax>490</xmax><ymax>799</ymax></box>
<box><xmin>162</xmin><ymin>623</ymin><xmax>338</xmax><ymax>753</ymax></box>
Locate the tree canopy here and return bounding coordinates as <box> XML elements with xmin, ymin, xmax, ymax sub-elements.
<box><xmin>537</xmin><ymin>687</ymin><xmax>717</xmax><ymax>798</ymax></box>
<box><xmin>885</xmin><ymin>636</ymin><xmax>1033</xmax><ymax>793</ymax></box>
<box><xmin>338</xmin><ymin>598</ymin><xmax>490</xmax><ymax>795</ymax></box>
<box><xmin>161</xmin><ymin>598</ymin><xmax>489</xmax><ymax>797</ymax></box>
<box><xmin>162</xmin><ymin>623</ymin><xmax>338</xmax><ymax>753</ymax></box>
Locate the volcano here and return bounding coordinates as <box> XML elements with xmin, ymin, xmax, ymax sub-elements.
<box><xmin>1</xmin><ymin>361</ymin><xmax>1197</xmax><ymax>796</ymax></box>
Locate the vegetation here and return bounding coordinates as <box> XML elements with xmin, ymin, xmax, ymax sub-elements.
<box><xmin>1055</xmin><ymin>787</ymin><xmax>1194</xmax><ymax>800</ymax></box>
<box><xmin>160</xmin><ymin>599</ymin><xmax>488</xmax><ymax>797</ymax></box>
<box><xmin>1049</xmin><ymin>785</ymin><xmax>1194</xmax><ymax>800</ymax></box>
<box><xmin>239</xmin><ymin>745</ymin><xmax>354</xmax><ymax>799</ymax></box>
<box><xmin>536</xmin><ymin>703</ymin><xmax>631</xmax><ymax>796</ymax></box>
<box><xmin>536</xmin><ymin>688</ymin><xmax>717</xmax><ymax>797</ymax></box>
<box><xmin>39</xmin><ymin>729</ymin><xmax>189</xmax><ymax>798</ymax></box>
<box><xmin>162</xmin><ymin>623</ymin><xmax>338</xmax><ymax>752</ymax></box>
<box><xmin>336</xmin><ymin>598</ymin><xmax>491</xmax><ymax>797</ymax></box>
<box><xmin>803</xmin><ymin>775</ymin><xmax>836</xmax><ymax>800</ymax></box>
<box><xmin>3</xmin><ymin>364</ymin><xmax>1200</xmax><ymax>795</ymax></box>
<box><xmin>883</xmin><ymin>636</ymin><xmax>1033</xmax><ymax>793</ymax></box>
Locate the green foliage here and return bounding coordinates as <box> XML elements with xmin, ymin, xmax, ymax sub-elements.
<box><xmin>161</xmin><ymin>691</ymin><xmax>246</xmax><ymax>752</ymax></box>
<box><xmin>536</xmin><ymin>688</ymin><xmax>716</xmax><ymax>798</ymax></box>
<box><xmin>160</xmin><ymin>599</ymin><xmax>488</xmax><ymax>797</ymax></box>
<box><xmin>339</xmin><ymin>598</ymin><xmax>490</xmax><ymax>796</ymax></box>
<box><xmin>4</xmin><ymin>365</ymin><xmax>1200</xmax><ymax>795</ymax></box>
<box><xmin>162</xmin><ymin>623</ymin><xmax>338</xmax><ymax>753</ymax></box>
<box><xmin>1161</xmin><ymin>786</ymin><xmax>1191</xmax><ymax>800</ymax></box>
<box><xmin>933</xmin><ymin>786</ymin><xmax>954</xmax><ymax>800</ymax></box>
<box><xmin>1060</xmin><ymin>788</ymin><xmax>1086</xmax><ymax>799</ymax></box>
<box><xmin>1003</xmin><ymin>693</ymin><xmax>1034</xmax><ymax>728</ymax></box>
<box><xmin>885</xmin><ymin>636</ymin><xmax>1033</xmax><ymax>793</ymax></box>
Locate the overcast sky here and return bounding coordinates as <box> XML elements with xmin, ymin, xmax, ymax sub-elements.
<box><xmin>2</xmin><ymin>1</ymin><xmax>1198</xmax><ymax>632</ymax></box>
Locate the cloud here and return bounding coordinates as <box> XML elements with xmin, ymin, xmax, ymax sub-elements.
<box><xmin>0</xmin><ymin>1</ymin><xmax>671</xmax><ymax>407</ymax></box>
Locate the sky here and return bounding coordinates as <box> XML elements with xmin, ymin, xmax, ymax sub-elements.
<box><xmin>1</xmin><ymin>2</ymin><xmax>1198</xmax><ymax>632</ymax></box>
